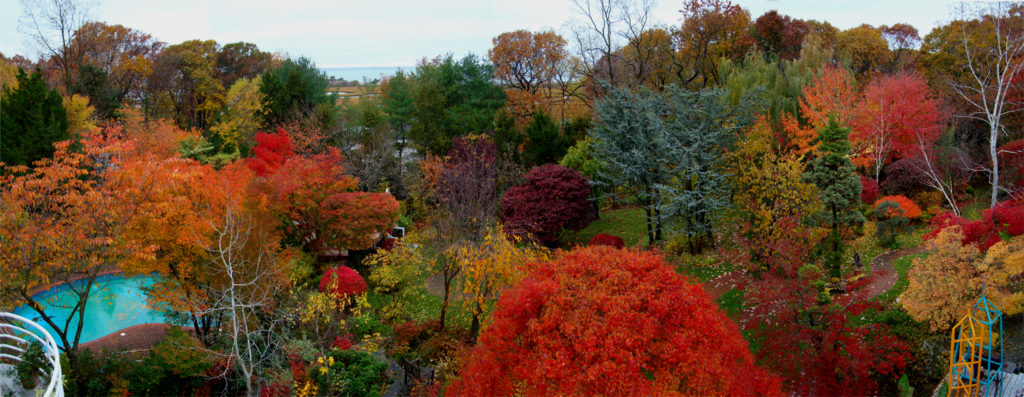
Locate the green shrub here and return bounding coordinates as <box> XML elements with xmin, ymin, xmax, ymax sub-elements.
<box><xmin>15</xmin><ymin>341</ymin><xmax>46</xmax><ymax>389</ymax></box>
<box><xmin>308</xmin><ymin>349</ymin><xmax>389</xmax><ymax>397</ymax></box>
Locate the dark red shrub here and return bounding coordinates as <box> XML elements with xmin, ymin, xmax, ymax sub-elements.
<box><xmin>319</xmin><ymin>266</ymin><xmax>368</xmax><ymax>299</ymax></box>
<box><xmin>860</xmin><ymin>176</ymin><xmax>879</xmax><ymax>204</ymax></box>
<box><xmin>379</xmin><ymin>237</ymin><xmax>397</xmax><ymax>251</ymax></box>
<box><xmin>588</xmin><ymin>233</ymin><xmax>624</xmax><ymax>248</ymax></box>
<box><xmin>881</xmin><ymin>158</ymin><xmax>927</xmax><ymax>195</ymax></box>
<box><xmin>501</xmin><ymin>164</ymin><xmax>592</xmax><ymax>246</ymax></box>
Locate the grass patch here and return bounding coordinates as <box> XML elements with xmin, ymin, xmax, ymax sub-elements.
<box><xmin>672</xmin><ymin>252</ymin><xmax>736</xmax><ymax>283</ymax></box>
<box><xmin>562</xmin><ymin>207</ymin><xmax>648</xmax><ymax>247</ymax></box>
<box><xmin>715</xmin><ymin>288</ymin><xmax>744</xmax><ymax>320</ymax></box>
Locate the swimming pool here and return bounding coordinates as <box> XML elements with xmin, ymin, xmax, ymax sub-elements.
<box><xmin>12</xmin><ymin>274</ymin><xmax>167</xmax><ymax>344</ymax></box>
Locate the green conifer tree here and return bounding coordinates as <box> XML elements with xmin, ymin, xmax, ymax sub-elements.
<box><xmin>802</xmin><ymin>117</ymin><xmax>865</xmax><ymax>278</ymax></box>
<box><xmin>1</xmin><ymin>69</ymin><xmax>69</xmax><ymax>166</ymax></box>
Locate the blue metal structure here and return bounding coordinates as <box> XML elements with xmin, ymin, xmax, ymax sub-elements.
<box><xmin>949</xmin><ymin>287</ymin><xmax>1004</xmax><ymax>397</ymax></box>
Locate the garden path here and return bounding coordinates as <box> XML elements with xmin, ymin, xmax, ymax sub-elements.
<box><xmin>704</xmin><ymin>244</ymin><xmax>928</xmax><ymax>305</ymax></box>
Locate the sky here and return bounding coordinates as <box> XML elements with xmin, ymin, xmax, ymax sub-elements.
<box><xmin>0</xmin><ymin>0</ymin><xmax>959</xmax><ymax>69</ymax></box>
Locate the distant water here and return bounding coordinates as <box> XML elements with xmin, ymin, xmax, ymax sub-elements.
<box><xmin>321</xmin><ymin>66</ymin><xmax>412</xmax><ymax>83</ymax></box>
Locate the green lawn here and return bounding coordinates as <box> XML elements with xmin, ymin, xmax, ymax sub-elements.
<box><xmin>562</xmin><ymin>207</ymin><xmax>648</xmax><ymax>247</ymax></box>
<box><xmin>715</xmin><ymin>288</ymin><xmax>744</xmax><ymax>320</ymax></box>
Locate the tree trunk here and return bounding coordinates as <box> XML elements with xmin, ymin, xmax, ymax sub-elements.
<box><xmin>992</xmin><ymin>124</ymin><xmax>1000</xmax><ymax>208</ymax></box>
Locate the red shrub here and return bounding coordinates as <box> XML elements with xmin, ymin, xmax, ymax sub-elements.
<box><xmin>873</xmin><ymin>195</ymin><xmax>922</xmax><ymax>219</ymax></box>
<box><xmin>501</xmin><ymin>164</ymin><xmax>592</xmax><ymax>246</ymax></box>
<box><xmin>924</xmin><ymin>200</ymin><xmax>1024</xmax><ymax>252</ymax></box>
<box><xmin>332</xmin><ymin>335</ymin><xmax>353</xmax><ymax>351</ymax></box>
<box><xmin>588</xmin><ymin>233</ymin><xmax>625</xmax><ymax>248</ymax></box>
<box><xmin>923</xmin><ymin>209</ymin><xmax>967</xmax><ymax>241</ymax></box>
<box><xmin>319</xmin><ymin>266</ymin><xmax>368</xmax><ymax>299</ymax></box>
<box><xmin>860</xmin><ymin>176</ymin><xmax>880</xmax><ymax>204</ymax></box>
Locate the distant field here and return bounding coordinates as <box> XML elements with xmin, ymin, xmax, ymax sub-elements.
<box><xmin>327</xmin><ymin>85</ymin><xmax>381</xmax><ymax>103</ymax></box>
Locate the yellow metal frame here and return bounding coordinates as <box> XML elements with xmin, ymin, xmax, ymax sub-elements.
<box><xmin>949</xmin><ymin>312</ymin><xmax>983</xmax><ymax>396</ymax></box>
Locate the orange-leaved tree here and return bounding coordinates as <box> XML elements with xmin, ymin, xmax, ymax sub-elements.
<box><xmin>448</xmin><ymin>246</ymin><xmax>781</xmax><ymax>396</ymax></box>
<box><xmin>488</xmin><ymin>29</ymin><xmax>567</xmax><ymax>124</ymax></box>
<box><xmin>797</xmin><ymin>65</ymin><xmax>860</xmax><ymax>154</ymax></box>
<box><xmin>266</xmin><ymin>148</ymin><xmax>399</xmax><ymax>256</ymax></box>
<box><xmin>0</xmin><ymin>138</ymin><xmax>196</xmax><ymax>370</ymax></box>
<box><xmin>901</xmin><ymin>226</ymin><xmax>1024</xmax><ymax>331</ymax></box>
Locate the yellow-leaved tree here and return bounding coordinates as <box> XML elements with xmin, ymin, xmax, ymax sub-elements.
<box><xmin>901</xmin><ymin>227</ymin><xmax>1024</xmax><ymax>331</ymax></box>
<box><xmin>727</xmin><ymin>116</ymin><xmax>822</xmax><ymax>260</ymax></box>
<box><xmin>449</xmin><ymin>227</ymin><xmax>547</xmax><ymax>337</ymax></box>
<box><xmin>210</xmin><ymin>76</ymin><xmax>265</xmax><ymax>153</ymax></box>
<box><xmin>63</xmin><ymin>94</ymin><xmax>96</xmax><ymax>137</ymax></box>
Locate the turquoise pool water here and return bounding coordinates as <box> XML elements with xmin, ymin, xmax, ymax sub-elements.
<box><xmin>12</xmin><ymin>274</ymin><xmax>167</xmax><ymax>344</ymax></box>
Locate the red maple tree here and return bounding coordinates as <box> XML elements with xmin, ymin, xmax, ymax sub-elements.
<box><xmin>247</xmin><ymin>127</ymin><xmax>294</xmax><ymax>176</ymax></box>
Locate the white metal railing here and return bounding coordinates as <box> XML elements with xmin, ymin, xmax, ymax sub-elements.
<box><xmin>0</xmin><ymin>312</ymin><xmax>64</xmax><ymax>396</ymax></box>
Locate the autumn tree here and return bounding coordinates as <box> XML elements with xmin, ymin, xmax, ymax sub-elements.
<box><xmin>266</xmin><ymin>149</ymin><xmax>400</xmax><ymax>256</ymax></box>
<box><xmin>0</xmin><ymin>139</ymin><xmax>194</xmax><ymax>380</ymax></box>
<box><xmin>501</xmin><ymin>164</ymin><xmax>592</xmax><ymax>245</ymax></box>
<box><xmin>751</xmin><ymin>11</ymin><xmax>809</xmax><ymax>61</ymax></box>
<box><xmin>718</xmin><ymin>35</ymin><xmax>832</xmax><ymax>155</ymax></box>
<box><xmin>853</xmin><ymin>72</ymin><xmax>943</xmax><ymax>181</ymax></box>
<box><xmin>489</xmin><ymin>30</ymin><xmax>567</xmax><ymax>121</ymax></box>
<box><xmin>901</xmin><ymin>226</ymin><xmax>1024</xmax><ymax>331</ymax></box>
<box><xmin>449</xmin><ymin>227</ymin><xmax>546</xmax><ymax>337</ymax></box>
<box><xmin>836</xmin><ymin>24</ymin><xmax>890</xmax><ymax>79</ymax></box>
<box><xmin>148</xmin><ymin>39</ymin><xmax>225</xmax><ymax>130</ymax></box>
<box><xmin>0</xmin><ymin>68</ymin><xmax>69</xmax><ymax>166</ymax></box>
<box><xmin>215</xmin><ymin>41</ymin><xmax>272</xmax><ymax>87</ymax></box>
<box><xmin>69</xmin><ymin>22</ymin><xmax>163</xmax><ymax>115</ymax></box>
<box><xmin>246</xmin><ymin>128</ymin><xmax>294</xmax><ymax>176</ymax></box>
<box><xmin>803</xmin><ymin>118</ymin><xmax>865</xmax><ymax>278</ymax></box>
<box><xmin>799</xmin><ymin>65</ymin><xmax>860</xmax><ymax>135</ymax></box>
<box><xmin>154</xmin><ymin>162</ymin><xmax>288</xmax><ymax>396</ymax></box>
<box><xmin>735</xmin><ymin>223</ymin><xmax>909</xmax><ymax>395</ymax></box>
<box><xmin>950</xmin><ymin>2</ymin><xmax>1024</xmax><ymax>208</ymax></box>
<box><xmin>881</xmin><ymin>23</ymin><xmax>921</xmax><ymax>71</ymax></box>
<box><xmin>673</xmin><ymin>0</ymin><xmax>752</xmax><ymax>88</ymax></box>
<box><xmin>448</xmin><ymin>247</ymin><xmax>781</xmax><ymax>396</ymax></box>
<box><xmin>210</xmin><ymin>76</ymin><xmax>265</xmax><ymax>154</ymax></box>
<box><xmin>727</xmin><ymin>116</ymin><xmax>822</xmax><ymax>260</ymax></box>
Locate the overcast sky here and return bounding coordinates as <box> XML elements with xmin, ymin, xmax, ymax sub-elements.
<box><xmin>0</xmin><ymin>0</ymin><xmax>958</xmax><ymax>68</ymax></box>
